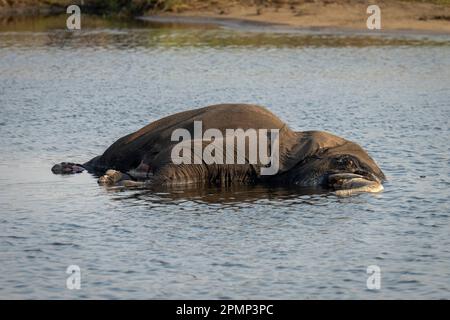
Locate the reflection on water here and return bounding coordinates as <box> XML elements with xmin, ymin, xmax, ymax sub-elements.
<box><xmin>1</xmin><ymin>14</ymin><xmax>450</xmax><ymax>49</ymax></box>
<box><xmin>0</xmin><ymin>15</ymin><xmax>449</xmax><ymax>299</ymax></box>
<box><xmin>108</xmin><ymin>183</ymin><xmax>330</xmax><ymax>206</ymax></box>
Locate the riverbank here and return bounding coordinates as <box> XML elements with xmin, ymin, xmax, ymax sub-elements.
<box><xmin>159</xmin><ymin>0</ymin><xmax>450</xmax><ymax>34</ymax></box>
<box><xmin>1</xmin><ymin>1</ymin><xmax>450</xmax><ymax>34</ymax></box>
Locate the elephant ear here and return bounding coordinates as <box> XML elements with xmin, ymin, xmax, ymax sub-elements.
<box><xmin>277</xmin><ymin>130</ymin><xmax>348</xmax><ymax>174</ymax></box>
<box><xmin>149</xmin><ymin>138</ymin><xmax>264</xmax><ymax>171</ymax></box>
<box><xmin>144</xmin><ymin>128</ymin><xmax>349</xmax><ymax>177</ymax></box>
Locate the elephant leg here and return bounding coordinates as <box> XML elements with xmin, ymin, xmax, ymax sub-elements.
<box><xmin>97</xmin><ymin>169</ymin><xmax>144</xmax><ymax>187</ymax></box>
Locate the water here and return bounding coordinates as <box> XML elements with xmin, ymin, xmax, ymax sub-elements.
<box><xmin>0</xmin><ymin>15</ymin><xmax>449</xmax><ymax>299</ymax></box>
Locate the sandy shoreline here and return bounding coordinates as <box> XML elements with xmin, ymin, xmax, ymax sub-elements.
<box><xmin>138</xmin><ymin>15</ymin><xmax>450</xmax><ymax>37</ymax></box>
<box><xmin>0</xmin><ymin>1</ymin><xmax>449</xmax><ymax>34</ymax></box>
<box><xmin>148</xmin><ymin>0</ymin><xmax>450</xmax><ymax>34</ymax></box>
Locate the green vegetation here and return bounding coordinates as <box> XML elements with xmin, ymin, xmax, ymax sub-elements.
<box><xmin>57</xmin><ymin>0</ymin><xmax>450</xmax><ymax>15</ymax></box>
<box><xmin>0</xmin><ymin>0</ymin><xmax>186</xmax><ymax>16</ymax></box>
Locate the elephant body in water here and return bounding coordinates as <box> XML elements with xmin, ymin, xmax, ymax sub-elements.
<box><xmin>52</xmin><ymin>104</ymin><xmax>385</xmax><ymax>195</ymax></box>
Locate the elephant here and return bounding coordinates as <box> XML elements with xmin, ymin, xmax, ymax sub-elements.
<box><xmin>52</xmin><ymin>104</ymin><xmax>385</xmax><ymax>196</ymax></box>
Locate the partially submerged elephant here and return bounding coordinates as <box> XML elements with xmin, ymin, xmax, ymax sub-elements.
<box><xmin>52</xmin><ymin>104</ymin><xmax>385</xmax><ymax>195</ymax></box>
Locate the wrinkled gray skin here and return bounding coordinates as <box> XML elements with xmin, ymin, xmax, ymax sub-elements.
<box><xmin>52</xmin><ymin>104</ymin><xmax>386</xmax><ymax>195</ymax></box>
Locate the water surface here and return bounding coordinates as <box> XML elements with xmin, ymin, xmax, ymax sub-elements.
<box><xmin>0</xmin><ymin>15</ymin><xmax>449</xmax><ymax>299</ymax></box>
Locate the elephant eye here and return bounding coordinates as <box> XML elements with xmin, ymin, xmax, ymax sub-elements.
<box><xmin>334</xmin><ymin>156</ymin><xmax>355</xmax><ymax>167</ymax></box>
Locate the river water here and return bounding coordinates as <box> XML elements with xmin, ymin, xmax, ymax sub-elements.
<box><xmin>0</xmin><ymin>15</ymin><xmax>449</xmax><ymax>299</ymax></box>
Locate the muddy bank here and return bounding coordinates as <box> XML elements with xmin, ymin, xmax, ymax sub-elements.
<box><xmin>1</xmin><ymin>1</ymin><xmax>450</xmax><ymax>34</ymax></box>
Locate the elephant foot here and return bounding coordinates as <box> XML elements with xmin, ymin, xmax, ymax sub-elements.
<box><xmin>97</xmin><ymin>169</ymin><xmax>144</xmax><ymax>187</ymax></box>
